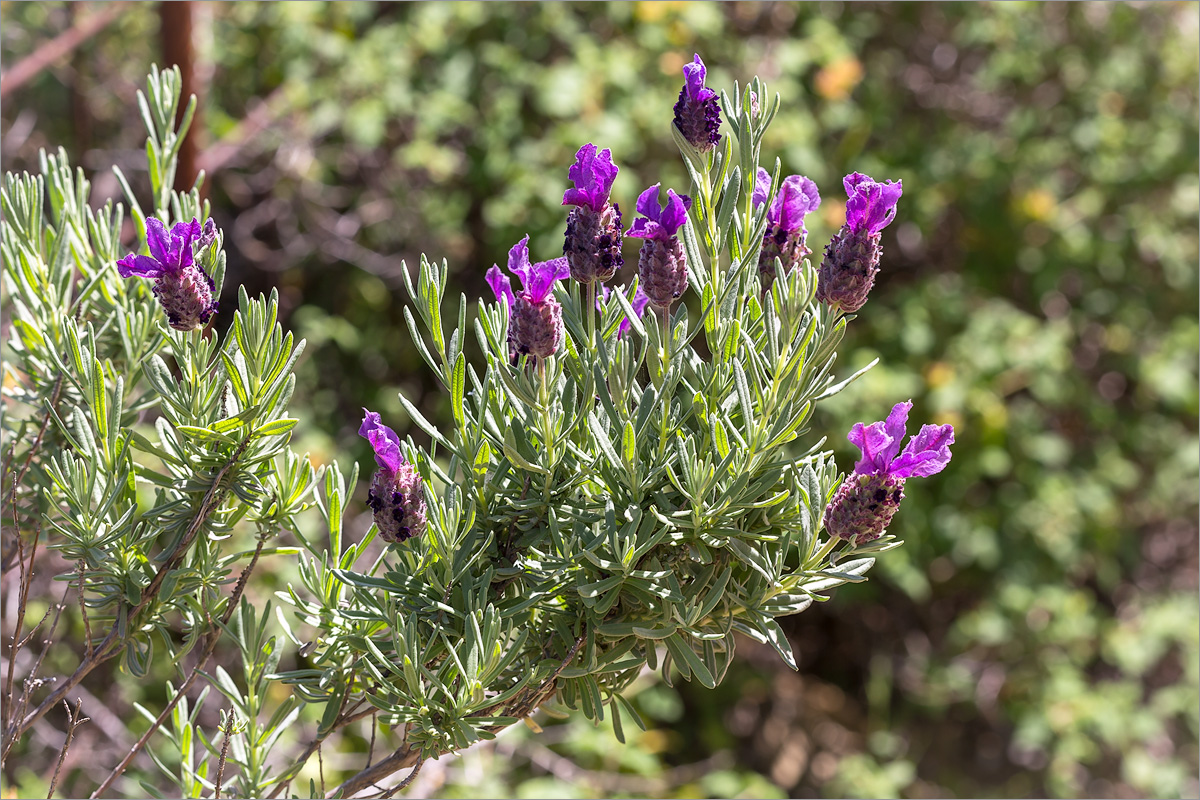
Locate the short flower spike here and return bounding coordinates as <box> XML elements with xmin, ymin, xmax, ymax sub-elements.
<box><xmin>817</xmin><ymin>171</ymin><xmax>904</xmax><ymax>312</ymax></box>
<box><xmin>824</xmin><ymin>401</ymin><xmax>953</xmax><ymax>545</ymax></box>
<box><xmin>562</xmin><ymin>144</ymin><xmax>623</xmax><ymax>284</ymax></box>
<box><xmin>627</xmin><ymin>184</ymin><xmax>692</xmax><ymax>309</ymax></box>
<box><xmin>673</xmin><ymin>54</ymin><xmax>722</xmax><ymax>153</ymax></box>
<box><xmin>359</xmin><ymin>409</ymin><xmax>427</xmax><ymax>543</ymax></box>
<box><xmin>753</xmin><ymin>168</ymin><xmax>821</xmax><ymax>289</ymax></box>
<box><xmin>117</xmin><ymin>217</ymin><xmax>219</xmax><ymax>331</ymax></box>
<box><xmin>490</xmin><ymin>235</ymin><xmax>570</xmax><ymax>359</ymax></box>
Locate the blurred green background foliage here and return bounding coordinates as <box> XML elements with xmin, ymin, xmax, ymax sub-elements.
<box><xmin>3</xmin><ymin>2</ymin><xmax>1197</xmax><ymax>797</ymax></box>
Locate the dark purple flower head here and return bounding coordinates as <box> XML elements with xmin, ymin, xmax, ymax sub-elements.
<box><xmin>487</xmin><ymin>235</ymin><xmax>570</xmax><ymax>305</ymax></box>
<box><xmin>673</xmin><ymin>54</ymin><xmax>722</xmax><ymax>153</ymax></box>
<box><xmin>824</xmin><ymin>401</ymin><xmax>953</xmax><ymax>546</ymax></box>
<box><xmin>753</xmin><ymin>169</ymin><xmax>821</xmax><ymax>234</ymax></box>
<box><xmin>843</xmin><ymin>172</ymin><xmax>903</xmax><ymax>236</ymax></box>
<box><xmin>849</xmin><ymin>400</ymin><xmax>954</xmax><ymax>479</ymax></box>
<box><xmin>359</xmin><ymin>409</ymin><xmax>427</xmax><ymax>544</ymax></box>
<box><xmin>626</xmin><ymin>185</ymin><xmax>691</xmax><ymax>242</ymax></box>
<box><xmin>562</xmin><ymin>144</ymin><xmax>618</xmax><ymax>213</ymax></box>
<box><xmin>116</xmin><ymin>217</ymin><xmax>219</xmax><ymax>331</ymax></box>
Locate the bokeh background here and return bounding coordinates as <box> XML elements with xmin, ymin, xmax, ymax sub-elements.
<box><xmin>3</xmin><ymin>2</ymin><xmax>1197</xmax><ymax>797</ymax></box>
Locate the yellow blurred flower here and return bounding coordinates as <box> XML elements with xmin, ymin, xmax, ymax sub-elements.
<box><xmin>815</xmin><ymin>56</ymin><xmax>864</xmax><ymax>101</ymax></box>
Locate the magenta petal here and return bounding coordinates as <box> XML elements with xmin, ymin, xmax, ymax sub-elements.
<box><xmin>486</xmin><ymin>264</ymin><xmax>514</xmax><ymax>307</ymax></box>
<box><xmin>117</xmin><ymin>253</ymin><xmax>167</xmax><ymax>278</ymax></box>
<box><xmin>525</xmin><ymin>257</ymin><xmax>569</xmax><ymax>304</ymax></box>
<box><xmin>848</xmin><ymin>420</ymin><xmax>893</xmax><ymax>476</ymax></box>
<box><xmin>683</xmin><ymin>53</ymin><xmax>717</xmax><ymax>102</ymax></box>
<box><xmin>657</xmin><ymin>190</ymin><xmax>691</xmax><ymax>237</ymax></box>
<box><xmin>634</xmin><ymin>184</ymin><xmax>663</xmax><ymax>220</ymax></box>
<box><xmin>359</xmin><ymin>408</ymin><xmax>405</xmax><ymax>473</ymax></box>
<box><xmin>752</xmin><ymin>168</ymin><xmax>772</xmax><ymax>211</ymax></box>
<box><xmin>506</xmin><ymin>235</ymin><xmax>534</xmax><ymax>293</ymax></box>
<box><xmin>891</xmin><ymin>423</ymin><xmax>955</xmax><ymax>478</ymax></box>
<box><xmin>145</xmin><ymin>218</ymin><xmax>172</xmax><ymax>266</ymax></box>
<box><xmin>774</xmin><ymin>175</ymin><xmax>820</xmax><ymax>233</ymax></box>
<box><xmin>563</xmin><ymin>143</ymin><xmax>618</xmax><ymax>212</ymax></box>
<box><xmin>880</xmin><ymin>401</ymin><xmax>912</xmax><ymax>465</ymax></box>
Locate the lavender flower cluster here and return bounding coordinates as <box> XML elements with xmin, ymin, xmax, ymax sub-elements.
<box><xmin>114</xmin><ymin>53</ymin><xmax>952</xmax><ymax>549</ymax></box>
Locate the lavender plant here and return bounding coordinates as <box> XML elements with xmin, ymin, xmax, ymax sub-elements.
<box><xmin>2</xmin><ymin>58</ymin><xmax>953</xmax><ymax>798</ymax></box>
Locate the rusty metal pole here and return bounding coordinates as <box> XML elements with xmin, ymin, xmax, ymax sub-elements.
<box><xmin>159</xmin><ymin>0</ymin><xmax>201</xmax><ymax>194</ymax></box>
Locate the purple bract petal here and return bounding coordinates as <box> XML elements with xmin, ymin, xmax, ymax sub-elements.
<box><xmin>562</xmin><ymin>143</ymin><xmax>618</xmax><ymax>212</ymax></box>
<box><xmin>682</xmin><ymin>54</ymin><xmax>717</xmax><ymax>103</ymax></box>
<box><xmin>501</xmin><ymin>235</ymin><xmax>568</xmax><ymax>304</ymax></box>
<box><xmin>848</xmin><ymin>400</ymin><xmax>954</xmax><ymax>480</ymax></box>
<box><xmin>752</xmin><ymin>168</ymin><xmax>772</xmax><ymax>211</ymax></box>
<box><xmin>145</xmin><ymin>218</ymin><xmax>172</xmax><ymax>266</ymax></box>
<box><xmin>627</xmin><ymin>184</ymin><xmax>692</xmax><ymax>241</ymax></box>
<box><xmin>843</xmin><ymin>172</ymin><xmax>903</xmax><ymax>235</ymax></box>
<box><xmin>116</xmin><ymin>253</ymin><xmax>168</xmax><ymax>279</ymax></box>
<box><xmin>891</xmin><ymin>423</ymin><xmax>955</xmax><ymax>478</ymax></box>
<box><xmin>359</xmin><ymin>408</ymin><xmax>405</xmax><ymax>474</ymax></box>
<box><xmin>486</xmin><ymin>264</ymin><xmax>514</xmax><ymax>307</ymax></box>
<box><xmin>774</xmin><ymin>175</ymin><xmax>821</xmax><ymax>233</ymax></box>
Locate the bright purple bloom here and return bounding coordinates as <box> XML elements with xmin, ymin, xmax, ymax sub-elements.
<box><xmin>360</xmin><ymin>409</ymin><xmax>427</xmax><ymax>544</ymax></box>
<box><xmin>843</xmin><ymin>172</ymin><xmax>903</xmax><ymax>236</ymax></box>
<box><xmin>487</xmin><ymin>236</ymin><xmax>570</xmax><ymax>359</ymax></box>
<box><xmin>562</xmin><ymin>144</ymin><xmax>623</xmax><ymax>284</ymax></box>
<box><xmin>117</xmin><ymin>217</ymin><xmax>219</xmax><ymax>331</ymax></box>
<box><xmin>627</xmin><ymin>185</ymin><xmax>691</xmax><ymax>309</ymax></box>
<box><xmin>626</xmin><ymin>185</ymin><xmax>691</xmax><ymax>242</ymax></box>
<box><xmin>824</xmin><ymin>401</ymin><xmax>954</xmax><ymax>545</ymax></box>
<box><xmin>817</xmin><ymin>171</ymin><xmax>904</xmax><ymax>312</ymax></box>
<box><xmin>753</xmin><ymin>169</ymin><xmax>821</xmax><ymax>289</ymax></box>
<box><xmin>562</xmin><ymin>144</ymin><xmax>618</xmax><ymax>213</ymax></box>
<box><xmin>673</xmin><ymin>54</ymin><xmax>722</xmax><ymax>153</ymax></box>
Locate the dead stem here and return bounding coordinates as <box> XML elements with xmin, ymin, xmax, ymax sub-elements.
<box><xmin>46</xmin><ymin>698</ymin><xmax>89</xmax><ymax>799</ymax></box>
<box><xmin>89</xmin><ymin>537</ymin><xmax>267</xmax><ymax>799</ymax></box>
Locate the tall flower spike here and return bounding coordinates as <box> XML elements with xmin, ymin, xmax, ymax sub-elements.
<box><xmin>562</xmin><ymin>144</ymin><xmax>623</xmax><ymax>285</ymax></box>
<box><xmin>817</xmin><ymin>172</ymin><xmax>903</xmax><ymax>312</ymax></box>
<box><xmin>752</xmin><ymin>168</ymin><xmax>821</xmax><ymax>290</ymax></box>
<box><xmin>824</xmin><ymin>401</ymin><xmax>954</xmax><ymax>546</ymax></box>
<box><xmin>117</xmin><ymin>217</ymin><xmax>219</xmax><ymax>331</ymax></box>
<box><xmin>487</xmin><ymin>236</ymin><xmax>570</xmax><ymax>360</ymax></box>
<box><xmin>672</xmin><ymin>54</ymin><xmax>722</xmax><ymax>153</ymax></box>
<box><xmin>359</xmin><ymin>409</ymin><xmax>427</xmax><ymax>544</ymax></box>
<box><xmin>626</xmin><ymin>184</ymin><xmax>692</xmax><ymax>309</ymax></box>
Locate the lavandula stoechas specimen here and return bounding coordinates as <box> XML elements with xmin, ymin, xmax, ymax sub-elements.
<box><xmin>673</xmin><ymin>54</ymin><xmax>722</xmax><ymax>153</ymax></box>
<box><xmin>487</xmin><ymin>236</ymin><xmax>571</xmax><ymax>360</ymax></box>
<box><xmin>626</xmin><ymin>185</ymin><xmax>692</xmax><ymax>310</ymax></box>
<box><xmin>752</xmin><ymin>168</ymin><xmax>821</xmax><ymax>290</ymax></box>
<box><xmin>562</xmin><ymin>144</ymin><xmax>622</xmax><ymax>285</ymax></box>
<box><xmin>824</xmin><ymin>401</ymin><xmax>953</xmax><ymax>546</ymax></box>
<box><xmin>360</xmin><ymin>409</ymin><xmax>427</xmax><ymax>543</ymax></box>
<box><xmin>117</xmin><ymin>217</ymin><xmax>219</xmax><ymax>331</ymax></box>
<box><xmin>817</xmin><ymin>172</ymin><xmax>903</xmax><ymax>312</ymax></box>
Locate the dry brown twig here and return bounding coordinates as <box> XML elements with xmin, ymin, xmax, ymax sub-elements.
<box><xmin>45</xmin><ymin>698</ymin><xmax>89</xmax><ymax>799</ymax></box>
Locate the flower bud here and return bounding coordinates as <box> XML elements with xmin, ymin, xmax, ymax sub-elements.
<box><xmin>637</xmin><ymin>237</ymin><xmax>688</xmax><ymax>309</ymax></box>
<box><xmin>673</xmin><ymin>54</ymin><xmax>722</xmax><ymax>153</ymax></box>
<box><xmin>511</xmin><ymin>294</ymin><xmax>564</xmax><ymax>359</ymax></box>
<box><xmin>823</xmin><ymin>472</ymin><xmax>905</xmax><ymax>546</ymax></box>
<box><xmin>360</xmin><ymin>409</ymin><xmax>427</xmax><ymax>544</ymax></box>
<box><xmin>564</xmin><ymin>202</ymin><xmax>623</xmax><ymax>284</ymax></box>
<box><xmin>117</xmin><ymin>217</ymin><xmax>220</xmax><ymax>331</ymax></box>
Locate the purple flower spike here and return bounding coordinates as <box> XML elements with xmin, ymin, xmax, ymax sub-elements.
<box><xmin>359</xmin><ymin>409</ymin><xmax>427</xmax><ymax>544</ymax></box>
<box><xmin>562</xmin><ymin>144</ymin><xmax>618</xmax><ymax>213</ymax></box>
<box><xmin>817</xmin><ymin>171</ymin><xmax>904</xmax><ymax>312</ymax></box>
<box><xmin>563</xmin><ymin>144</ymin><xmax>623</xmax><ymax>284</ymax></box>
<box><xmin>753</xmin><ymin>169</ymin><xmax>821</xmax><ymax>290</ymax></box>
<box><xmin>844</xmin><ymin>172</ymin><xmax>903</xmax><ymax>236</ymax></box>
<box><xmin>824</xmin><ymin>401</ymin><xmax>954</xmax><ymax>545</ymax></box>
<box><xmin>492</xmin><ymin>235</ymin><xmax>569</xmax><ymax>360</ymax></box>
<box><xmin>627</xmin><ymin>185</ymin><xmax>692</xmax><ymax>309</ymax></box>
<box><xmin>117</xmin><ymin>217</ymin><xmax>219</xmax><ymax>331</ymax></box>
<box><xmin>673</xmin><ymin>54</ymin><xmax>722</xmax><ymax>153</ymax></box>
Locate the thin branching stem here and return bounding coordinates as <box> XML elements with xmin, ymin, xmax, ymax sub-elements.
<box><xmin>89</xmin><ymin>536</ymin><xmax>267</xmax><ymax>799</ymax></box>
<box><xmin>45</xmin><ymin>698</ymin><xmax>88</xmax><ymax>800</ymax></box>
